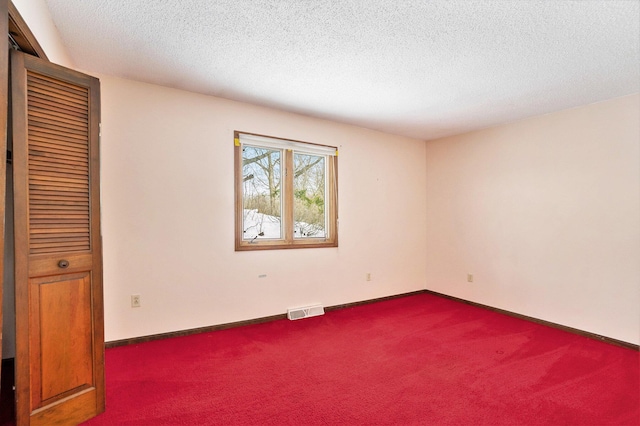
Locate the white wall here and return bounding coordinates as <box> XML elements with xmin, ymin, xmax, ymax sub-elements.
<box><xmin>99</xmin><ymin>75</ymin><xmax>427</xmax><ymax>341</ymax></box>
<box><xmin>425</xmin><ymin>94</ymin><xmax>640</xmax><ymax>345</ymax></box>
<box><xmin>11</xmin><ymin>0</ymin><xmax>73</xmax><ymax>67</ymax></box>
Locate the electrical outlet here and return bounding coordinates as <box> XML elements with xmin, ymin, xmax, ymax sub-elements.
<box><xmin>366</xmin><ymin>273</ymin><xmax>372</xmax><ymax>281</ymax></box>
<box><xmin>467</xmin><ymin>274</ymin><xmax>474</xmax><ymax>283</ymax></box>
<box><xmin>131</xmin><ymin>294</ymin><xmax>141</xmax><ymax>308</ymax></box>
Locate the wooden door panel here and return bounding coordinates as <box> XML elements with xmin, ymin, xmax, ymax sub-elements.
<box><xmin>33</xmin><ymin>273</ymin><xmax>93</xmax><ymax>405</ymax></box>
<box><xmin>30</xmin><ymin>390</ymin><xmax>98</xmax><ymax>426</ymax></box>
<box><xmin>11</xmin><ymin>49</ymin><xmax>103</xmax><ymax>426</ymax></box>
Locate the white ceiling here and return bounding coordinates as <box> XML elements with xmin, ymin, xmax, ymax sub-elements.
<box><xmin>45</xmin><ymin>0</ymin><xmax>640</xmax><ymax>141</ymax></box>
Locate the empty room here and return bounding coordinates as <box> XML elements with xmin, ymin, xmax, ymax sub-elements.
<box><xmin>0</xmin><ymin>0</ymin><xmax>638</xmax><ymax>425</ymax></box>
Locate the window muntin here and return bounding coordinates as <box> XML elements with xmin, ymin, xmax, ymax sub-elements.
<box><xmin>235</xmin><ymin>131</ymin><xmax>338</xmax><ymax>250</ymax></box>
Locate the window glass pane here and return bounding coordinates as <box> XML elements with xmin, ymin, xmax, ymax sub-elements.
<box><xmin>293</xmin><ymin>153</ymin><xmax>326</xmax><ymax>238</ymax></box>
<box><xmin>242</xmin><ymin>145</ymin><xmax>282</xmax><ymax>240</ymax></box>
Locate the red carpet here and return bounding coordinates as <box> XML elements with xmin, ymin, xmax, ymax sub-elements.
<box><xmin>81</xmin><ymin>293</ymin><xmax>638</xmax><ymax>425</ymax></box>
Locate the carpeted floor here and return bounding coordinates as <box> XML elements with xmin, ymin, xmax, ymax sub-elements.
<box><xmin>77</xmin><ymin>293</ymin><xmax>639</xmax><ymax>425</ymax></box>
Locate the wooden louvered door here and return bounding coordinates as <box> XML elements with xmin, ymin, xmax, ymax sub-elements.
<box><xmin>11</xmin><ymin>50</ymin><xmax>104</xmax><ymax>425</ymax></box>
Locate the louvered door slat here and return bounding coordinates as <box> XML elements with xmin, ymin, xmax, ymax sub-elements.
<box><xmin>28</xmin><ymin>113</ymin><xmax>89</xmax><ymax>134</ymax></box>
<box><xmin>28</xmin><ymin>94</ymin><xmax>89</xmax><ymax>117</ymax></box>
<box><xmin>30</xmin><ymin>149</ymin><xmax>88</xmax><ymax>161</ymax></box>
<box><xmin>26</xmin><ymin>85</ymin><xmax>86</xmax><ymax>102</ymax></box>
<box><xmin>30</xmin><ymin>205</ymin><xmax>88</xmax><ymax>211</ymax></box>
<box><xmin>27</xmin><ymin>119</ymin><xmax>88</xmax><ymax>138</ymax></box>
<box><xmin>31</xmin><ymin>240</ymin><xmax>90</xmax><ymax>248</ymax></box>
<box><xmin>28</xmin><ymin>127</ymin><xmax>89</xmax><ymax>143</ymax></box>
<box><xmin>27</xmin><ymin>75</ymin><xmax>88</xmax><ymax>102</ymax></box>
<box><xmin>30</xmin><ymin>201</ymin><xmax>89</xmax><ymax>208</ymax></box>
<box><xmin>30</xmin><ymin>147</ymin><xmax>88</xmax><ymax>162</ymax></box>
<box><xmin>30</xmin><ymin>186</ymin><xmax>89</xmax><ymax>195</ymax></box>
<box><xmin>27</xmin><ymin>71</ymin><xmax>90</xmax><ymax>256</ymax></box>
<box><xmin>26</xmin><ymin>86</ymin><xmax>86</xmax><ymax>105</ymax></box>
<box><xmin>25</xmin><ymin>91</ymin><xmax>87</xmax><ymax>114</ymax></box>
<box><xmin>29</xmin><ymin>246</ymin><xmax>91</xmax><ymax>255</ymax></box>
<box><xmin>30</xmin><ymin>137</ymin><xmax>89</xmax><ymax>153</ymax></box>
<box><xmin>28</xmin><ymin>114</ymin><xmax>87</xmax><ymax>131</ymax></box>
<box><xmin>28</xmin><ymin>152</ymin><xmax>89</xmax><ymax>167</ymax></box>
<box><xmin>29</xmin><ymin>228</ymin><xmax>89</xmax><ymax>234</ymax></box>
<box><xmin>29</xmin><ymin>170</ymin><xmax>87</xmax><ymax>181</ymax></box>
<box><xmin>29</xmin><ymin>103</ymin><xmax>87</xmax><ymax>118</ymax></box>
<box><xmin>31</xmin><ymin>137</ymin><xmax>86</xmax><ymax>154</ymax></box>
<box><xmin>30</xmin><ymin>162</ymin><xmax>88</xmax><ymax>173</ymax></box>
<box><xmin>30</xmin><ymin>162</ymin><xmax>88</xmax><ymax>176</ymax></box>
<box><xmin>29</xmin><ymin>172</ymin><xmax>88</xmax><ymax>181</ymax></box>
<box><xmin>28</xmin><ymin>135</ymin><xmax>89</xmax><ymax>152</ymax></box>
<box><xmin>30</xmin><ymin>138</ymin><xmax>88</xmax><ymax>149</ymax></box>
<box><xmin>29</xmin><ymin>178</ymin><xmax>89</xmax><ymax>189</ymax></box>
<box><xmin>28</xmin><ymin>72</ymin><xmax>89</xmax><ymax>96</ymax></box>
<box><xmin>28</xmin><ymin>98</ymin><xmax>87</xmax><ymax>116</ymax></box>
<box><xmin>29</xmin><ymin>192</ymin><xmax>89</xmax><ymax>202</ymax></box>
<box><xmin>31</xmin><ymin>233</ymin><xmax>88</xmax><ymax>241</ymax></box>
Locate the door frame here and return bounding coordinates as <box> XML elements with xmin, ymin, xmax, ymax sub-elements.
<box><xmin>0</xmin><ymin>0</ymin><xmax>8</xmax><ymax>381</ymax></box>
<box><xmin>1</xmin><ymin>0</ymin><xmax>52</xmax><ymax>399</ymax></box>
<box><xmin>1</xmin><ymin>0</ymin><xmax>48</xmax><ymax>379</ymax></box>
<box><xmin>2</xmin><ymin>3</ymin><xmax>50</xmax><ymax>359</ymax></box>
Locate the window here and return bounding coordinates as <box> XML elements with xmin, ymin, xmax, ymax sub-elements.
<box><xmin>235</xmin><ymin>131</ymin><xmax>338</xmax><ymax>250</ymax></box>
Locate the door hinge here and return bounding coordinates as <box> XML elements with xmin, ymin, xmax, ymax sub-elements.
<box><xmin>8</xmin><ymin>34</ymin><xmax>20</xmax><ymax>51</ymax></box>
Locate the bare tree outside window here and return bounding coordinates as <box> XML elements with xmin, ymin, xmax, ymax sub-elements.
<box><xmin>294</xmin><ymin>153</ymin><xmax>326</xmax><ymax>238</ymax></box>
<box><xmin>242</xmin><ymin>146</ymin><xmax>282</xmax><ymax>239</ymax></box>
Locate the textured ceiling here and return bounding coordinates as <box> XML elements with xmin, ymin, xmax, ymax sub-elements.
<box><xmin>45</xmin><ymin>0</ymin><xmax>639</xmax><ymax>141</ymax></box>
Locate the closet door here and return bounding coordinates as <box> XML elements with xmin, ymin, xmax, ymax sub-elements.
<box><xmin>11</xmin><ymin>50</ymin><xmax>104</xmax><ymax>426</ymax></box>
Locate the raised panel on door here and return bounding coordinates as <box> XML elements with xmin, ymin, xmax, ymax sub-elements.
<box><xmin>11</xmin><ymin>49</ymin><xmax>103</xmax><ymax>426</ymax></box>
<box><xmin>30</xmin><ymin>273</ymin><xmax>93</xmax><ymax>407</ymax></box>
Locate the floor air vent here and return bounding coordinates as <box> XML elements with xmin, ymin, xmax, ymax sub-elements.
<box><xmin>287</xmin><ymin>304</ymin><xmax>325</xmax><ymax>320</ymax></box>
